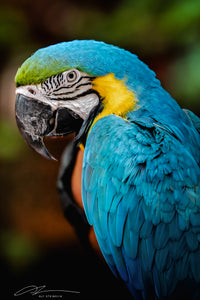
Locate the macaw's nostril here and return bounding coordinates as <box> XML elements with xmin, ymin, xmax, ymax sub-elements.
<box><xmin>49</xmin><ymin>117</ymin><xmax>55</xmax><ymax>125</ymax></box>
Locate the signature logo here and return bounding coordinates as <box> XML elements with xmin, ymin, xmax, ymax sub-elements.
<box><xmin>14</xmin><ymin>285</ymin><xmax>80</xmax><ymax>297</ymax></box>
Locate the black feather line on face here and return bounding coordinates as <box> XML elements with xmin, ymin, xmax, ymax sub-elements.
<box><xmin>53</xmin><ymin>76</ymin><xmax>94</xmax><ymax>92</ymax></box>
<box><xmin>49</xmin><ymin>89</ymin><xmax>100</xmax><ymax>101</ymax></box>
<box><xmin>41</xmin><ymin>74</ymin><xmax>93</xmax><ymax>93</ymax></box>
<box><xmin>49</xmin><ymin>76</ymin><xmax>83</xmax><ymax>92</ymax></box>
<box><xmin>51</xmin><ymin>83</ymin><xmax>92</xmax><ymax>97</ymax></box>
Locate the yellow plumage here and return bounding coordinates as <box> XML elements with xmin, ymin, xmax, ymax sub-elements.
<box><xmin>92</xmin><ymin>73</ymin><xmax>137</xmax><ymax>126</ymax></box>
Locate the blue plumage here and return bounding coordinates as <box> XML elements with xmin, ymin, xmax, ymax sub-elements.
<box><xmin>82</xmin><ymin>107</ymin><xmax>200</xmax><ymax>298</ymax></box>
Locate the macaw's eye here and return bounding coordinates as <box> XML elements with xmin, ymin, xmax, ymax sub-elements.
<box><xmin>67</xmin><ymin>70</ymin><xmax>78</xmax><ymax>82</ymax></box>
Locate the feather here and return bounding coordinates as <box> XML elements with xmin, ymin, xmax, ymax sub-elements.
<box><xmin>185</xmin><ymin>231</ymin><xmax>199</xmax><ymax>252</ymax></box>
<box><xmin>183</xmin><ymin>109</ymin><xmax>200</xmax><ymax>134</ymax></box>
<box><xmin>129</xmin><ymin>202</ymin><xmax>145</xmax><ymax>233</ymax></box>
<box><xmin>108</xmin><ymin>237</ymin><xmax>128</xmax><ymax>282</ymax></box>
<box><xmin>178</xmin><ymin>213</ymin><xmax>190</xmax><ymax>231</ymax></box>
<box><xmin>140</xmin><ymin>220</ymin><xmax>153</xmax><ymax>239</ymax></box>
<box><xmin>109</xmin><ymin>194</ymin><xmax>122</xmax><ymax>214</ymax></box>
<box><xmin>83</xmin><ymin>163</ymin><xmax>93</xmax><ymax>190</ymax></box>
<box><xmin>123</xmin><ymin>229</ymin><xmax>139</xmax><ymax>260</ymax></box>
<box><xmin>116</xmin><ymin>200</ymin><xmax>128</xmax><ymax>247</ymax></box>
<box><xmin>155</xmin><ymin>247</ymin><xmax>169</xmax><ymax>272</ymax></box>
<box><xmin>168</xmin><ymin>214</ymin><xmax>182</xmax><ymax>240</ymax></box>
<box><xmin>152</xmin><ymin>265</ymin><xmax>166</xmax><ymax>298</ymax></box>
<box><xmin>164</xmin><ymin>263</ymin><xmax>177</xmax><ymax>296</ymax></box>
<box><xmin>175</xmin><ymin>253</ymin><xmax>189</xmax><ymax>281</ymax></box>
<box><xmin>190</xmin><ymin>249</ymin><xmax>200</xmax><ymax>282</ymax></box>
<box><xmin>168</xmin><ymin>235</ymin><xmax>188</xmax><ymax>260</ymax></box>
<box><xmin>108</xmin><ymin>197</ymin><xmax>127</xmax><ymax>247</ymax></box>
<box><xmin>82</xmin><ymin>190</ymin><xmax>93</xmax><ymax>225</ymax></box>
<box><xmin>124</xmin><ymin>256</ymin><xmax>144</xmax><ymax>290</ymax></box>
<box><xmin>151</xmin><ymin>206</ymin><xmax>161</xmax><ymax>226</ymax></box>
<box><xmin>160</xmin><ymin>210</ymin><xmax>175</xmax><ymax>224</ymax></box>
<box><xmin>126</xmin><ymin>188</ymin><xmax>140</xmax><ymax>211</ymax></box>
<box><xmin>140</xmin><ymin>237</ymin><xmax>155</xmax><ymax>272</ymax></box>
<box><xmin>154</xmin><ymin>222</ymin><xmax>169</xmax><ymax>249</ymax></box>
<box><xmin>98</xmin><ymin>208</ymin><xmax>108</xmax><ymax>240</ymax></box>
<box><xmin>190</xmin><ymin>213</ymin><xmax>200</xmax><ymax>227</ymax></box>
<box><xmin>105</xmin><ymin>180</ymin><xmax>116</xmax><ymax>212</ymax></box>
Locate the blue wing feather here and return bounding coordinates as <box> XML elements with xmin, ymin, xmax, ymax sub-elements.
<box><xmin>155</xmin><ymin>247</ymin><xmax>169</xmax><ymax>272</ymax></box>
<box><xmin>82</xmin><ymin>113</ymin><xmax>200</xmax><ymax>298</ymax></box>
<box><xmin>123</xmin><ymin>229</ymin><xmax>139</xmax><ymax>260</ymax></box>
<box><xmin>140</xmin><ymin>237</ymin><xmax>155</xmax><ymax>272</ymax></box>
<box><xmin>190</xmin><ymin>249</ymin><xmax>200</xmax><ymax>282</ymax></box>
<box><xmin>176</xmin><ymin>252</ymin><xmax>190</xmax><ymax>281</ymax></box>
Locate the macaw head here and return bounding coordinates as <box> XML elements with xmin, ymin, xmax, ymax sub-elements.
<box><xmin>15</xmin><ymin>40</ymin><xmax>183</xmax><ymax>159</ymax></box>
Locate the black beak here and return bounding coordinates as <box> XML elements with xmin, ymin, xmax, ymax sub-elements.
<box><xmin>15</xmin><ymin>94</ymin><xmax>83</xmax><ymax>160</ymax></box>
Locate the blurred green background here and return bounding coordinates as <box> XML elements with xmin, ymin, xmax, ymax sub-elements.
<box><xmin>0</xmin><ymin>0</ymin><xmax>200</xmax><ymax>298</ymax></box>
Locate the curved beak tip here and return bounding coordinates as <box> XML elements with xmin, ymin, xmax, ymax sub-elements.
<box><xmin>16</xmin><ymin>116</ymin><xmax>57</xmax><ymax>161</ymax></box>
<box><xmin>31</xmin><ymin>137</ymin><xmax>57</xmax><ymax>161</ymax></box>
<box><xmin>15</xmin><ymin>94</ymin><xmax>57</xmax><ymax>161</ymax></box>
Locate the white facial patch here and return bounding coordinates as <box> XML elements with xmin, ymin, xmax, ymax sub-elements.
<box><xmin>16</xmin><ymin>70</ymin><xmax>100</xmax><ymax>120</ymax></box>
<box><xmin>53</xmin><ymin>93</ymin><xmax>99</xmax><ymax>119</ymax></box>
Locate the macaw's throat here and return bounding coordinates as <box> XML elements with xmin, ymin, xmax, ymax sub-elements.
<box><xmin>15</xmin><ymin>94</ymin><xmax>83</xmax><ymax>160</ymax></box>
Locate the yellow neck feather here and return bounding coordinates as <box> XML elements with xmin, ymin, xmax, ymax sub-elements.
<box><xmin>92</xmin><ymin>73</ymin><xmax>137</xmax><ymax>125</ymax></box>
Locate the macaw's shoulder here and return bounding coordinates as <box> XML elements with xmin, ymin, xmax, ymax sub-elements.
<box><xmin>82</xmin><ymin>113</ymin><xmax>200</xmax><ymax>298</ymax></box>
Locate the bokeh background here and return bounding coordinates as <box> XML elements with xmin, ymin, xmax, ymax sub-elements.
<box><xmin>0</xmin><ymin>0</ymin><xmax>200</xmax><ymax>298</ymax></box>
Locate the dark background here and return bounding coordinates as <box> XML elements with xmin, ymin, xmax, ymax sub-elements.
<box><xmin>0</xmin><ymin>0</ymin><xmax>200</xmax><ymax>298</ymax></box>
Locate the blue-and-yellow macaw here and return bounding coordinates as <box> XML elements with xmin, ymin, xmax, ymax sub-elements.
<box><xmin>15</xmin><ymin>40</ymin><xmax>200</xmax><ymax>299</ymax></box>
